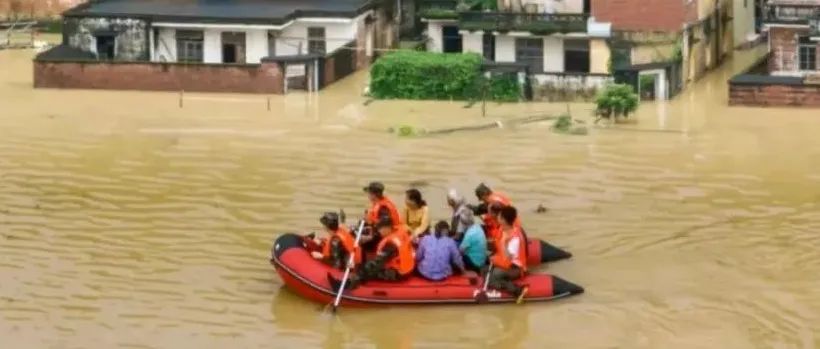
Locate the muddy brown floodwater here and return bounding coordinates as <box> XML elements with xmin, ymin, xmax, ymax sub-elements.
<box><xmin>2</xmin><ymin>45</ymin><xmax>820</xmax><ymax>349</ymax></box>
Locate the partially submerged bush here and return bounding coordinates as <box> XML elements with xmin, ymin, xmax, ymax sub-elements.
<box><xmin>594</xmin><ymin>84</ymin><xmax>639</xmax><ymax>120</ymax></box>
<box><xmin>370</xmin><ymin>51</ymin><xmax>484</xmax><ymax>100</ymax></box>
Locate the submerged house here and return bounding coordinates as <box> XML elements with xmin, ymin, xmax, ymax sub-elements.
<box><xmin>34</xmin><ymin>0</ymin><xmax>399</xmax><ymax>93</ymax></box>
<box><xmin>728</xmin><ymin>0</ymin><xmax>820</xmax><ymax>107</ymax></box>
<box><xmin>418</xmin><ymin>0</ymin><xmax>613</xmax><ymax>101</ymax></box>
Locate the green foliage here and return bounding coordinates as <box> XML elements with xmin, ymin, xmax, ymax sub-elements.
<box><xmin>672</xmin><ymin>39</ymin><xmax>683</xmax><ymax>62</ymax></box>
<box><xmin>639</xmin><ymin>75</ymin><xmax>655</xmax><ymax>94</ymax></box>
<box><xmin>39</xmin><ymin>20</ymin><xmax>63</xmax><ymax>34</ymax></box>
<box><xmin>595</xmin><ymin>84</ymin><xmax>639</xmax><ymax>118</ymax></box>
<box><xmin>371</xmin><ymin>51</ymin><xmax>518</xmax><ymax>101</ymax></box>
<box><xmin>485</xmin><ymin>73</ymin><xmax>520</xmax><ymax>102</ymax></box>
<box><xmin>552</xmin><ymin>115</ymin><xmax>572</xmax><ymax>132</ymax></box>
<box><xmin>397</xmin><ymin>125</ymin><xmax>418</xmax><ymax>137</ymax></box>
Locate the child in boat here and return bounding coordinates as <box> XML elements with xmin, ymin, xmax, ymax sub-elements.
<box><xmin>329</xmin><ymin>218</ymin><xmax>414</xmax><ymax>291</ymax></box>
<box><xmin>314</xmin><ymin>212</ymin><xmax>361</xmax><ymax>270</ymax></box>
<box><xmin>488</xmin><ymin>206</ymin><xmax>529</xmax><ymax>304</ymax></box>
<box><xmin>415</xmin><ymin>221</ymin><xmax>464</xmax><ymax>281</ymax></box>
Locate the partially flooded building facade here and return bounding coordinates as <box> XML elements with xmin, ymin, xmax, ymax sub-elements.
<box><xmin>729</xmin><ymin>0</ymin><xmax>820</xmax><ymax>107</ymax></box>
<box><xmin>34</xmin><ymin>0</ymin><xmax>399</xmax><ymax>93</ymax></box>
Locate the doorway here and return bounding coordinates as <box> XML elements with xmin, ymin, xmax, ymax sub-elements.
<box><xmin>638</xmin><ymin>69</ymin><xmax>668</xmax><ymax>100</ymax></box>
<box><xmin>442</xmin><ymin>26</ymin><xmax>462</xmax><ymax>53</ymax></box>
<box><xmin>221</xmin><ymin>32</ymin><xmax>246</xmax><ymax>64</ymax></box>
<box><xmin>95</xmin><ymin>35</ymin><xmax>115</xmax><ymax>60</ymax></box>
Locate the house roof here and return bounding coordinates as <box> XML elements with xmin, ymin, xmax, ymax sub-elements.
<box><xmin>64</xmin><ymin>0</ymin><xmax>376</xmax><ymax>24</ymax></box>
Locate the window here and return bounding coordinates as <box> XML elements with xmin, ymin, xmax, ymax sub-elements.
<box><xmin>482</xmin><ymin>33</ymin><xmax>495</xmax><ymax>61</ymax></box>
<box><xmin>95</xmin><ymin>34</ymin><xmax>115</xmax><ymax>60</ymax></box>
<box><xmin>798</xmin><ymin>36</ymin><xmax>817</xmax><ymax>71</ymax></box>
<box><xmin>176</xmin><ymin>30</ymin><xmax>203</xmax><ymax>63</ymax></box>
<box><xmin>564</xmin><ymin>39</ymin><xmax>590</xmax><ymax>73</ymax></box>
<box><xmin>442</xmin><ymin>26</ymin><xmax>462</xmax><ymax>53</ymax></box>
<box><xmin>515</xmin><ymin>38</ymin><xmax>543</xmax><ymax>73</ymax></box>
<box><xmin>308</xmin><ymin>27</ymin><xmax>326</xmax><ymax>55</ymax></box>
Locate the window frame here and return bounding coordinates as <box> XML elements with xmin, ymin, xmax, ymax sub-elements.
<box><xmin>798</xmin><ymin>36</ymin><xmax>817</xmax><ymax>71</ymax></box>
<box><xmin>307</xmin><ymin>27</ymin><xmax>326</xmax><ymax>55</ymax></box>
<box><xmin>175</xmin><ymin>30</ymin><xmax>204</xmax><ymax>63</ymax></box>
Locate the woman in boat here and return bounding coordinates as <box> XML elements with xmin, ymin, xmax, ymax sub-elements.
<box><xmin>415</xmin><ymin>221</ymin><xmax>464</xmax><ymax>281</ymax></box>
<box><xmin>487</xmin><ymin>206</ymin><xmax>528</xmax><ymax>303</ymax></box>
<box><xmin>404</xmin><ymin>188</ymin><xmax>430</xmax><ymax>240</ymax></box>
<box><xmin>329</xmin><ymin>218</ymin><xmax>415</xmax><ymax>291</ymax></box>
<box><xmin>313</xmin><ymin>212</ymin><xmax>361</xmax><ymax>270</ymax></box>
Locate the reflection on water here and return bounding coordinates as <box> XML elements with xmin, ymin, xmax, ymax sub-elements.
<box><xmin>1</xmin><ymin>45</ymin><xmax>820</xmax><ymax>349</ymax></box>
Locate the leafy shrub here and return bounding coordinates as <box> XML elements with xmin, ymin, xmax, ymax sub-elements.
<box><xmin>486</xmin><ymin>73</ymin><xmax>520</xmax><ymax>102</ymax></box>
<box><xmin>594</xmin><ymin>84</ymin><xmax>639</xmax><ymax>118</ymax></box>
<box><xmin>371</xmin><ymin>51</ymin><xmax>519</xmax><ymax>101</ymax></box>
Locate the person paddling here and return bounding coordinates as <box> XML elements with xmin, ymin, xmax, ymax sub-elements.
<box><xmin>314</xmin><ymin>212</ymin><xmax>361</xmax><ymax>270</ymax></box>
<box><xmin>487</xmin><ymin>206</ymin><xmax>528</xmax><ymax>304</ymax></box>
<box><xmin>329</xmin><ymin>218</ymin><xmax>414</xmax><ymax>291</ymax></box>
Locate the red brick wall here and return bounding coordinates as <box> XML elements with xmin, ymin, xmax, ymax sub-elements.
<box><xmin>591</xmin><ymin>0</ymin><xmax>697</xmax><ymax>32</ymax></box>
<box><xmin>729</xmin><ymin>83</ymin><xmax>820</xmax><ymax>107</ymax></box>
<box><xmin>768</xmin><ymin>26</ymin><xmax>810</xmax><ymax>73</ymax></box>
<box><xmin>33</xmin><ymin>61</ymin><xmax>284</xmax><ymax>94</ymax></box>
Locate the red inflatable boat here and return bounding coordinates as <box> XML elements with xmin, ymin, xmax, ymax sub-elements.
<box><xmin>270</xmin><ymin>233</ymin><xmax>584</xmax><ymax>306</ymax></box>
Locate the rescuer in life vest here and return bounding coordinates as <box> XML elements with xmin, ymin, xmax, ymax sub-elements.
<box><xmin>360</xmin><ymin>181</ymin><xmax>403</xmax><ymax>250</ymax></box>
<box><xmin>313</xmin><ymin>212</ymin><xmax>361</xmax><ymax>270</ymax></box>
<box><xmin>487</xmin><ymin>205</ymin><xmax>529</xmax><ymax>304</ymax></box>
<box><xmin>328</xmin><ymin>217</ymin><xmax>415</xmax><ymax>291</ymax></box>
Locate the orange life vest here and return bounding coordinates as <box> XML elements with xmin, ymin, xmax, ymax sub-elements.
<box><xmin>367</xmin><ymin>196</ymin><xmax>403</xmax><ymax>228</ymax></box>
<box><xmin>321</xmin><ymin>226</ymin><xmax>362</xmax><ymax>266</ymax></box>
<box><xmin>376</xmin><ymin>227</ymin><xmax>415</xmax><ymax>276</ymax></box>
<box><xmin>481</xmin><ymin>191</ymin><xmax>522</xmax><ymax>230</ymax></box>
<box><xmin>490</xmin><ymin>227</ymin><xmax>527</xmax><ymax>273</ymax></box>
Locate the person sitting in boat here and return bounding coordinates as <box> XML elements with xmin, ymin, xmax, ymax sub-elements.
<box><xmin>457</xmin><ymin>210</ymin><xmax>487</xmax><ymax>273</ymax></box>
<box><xmin>315</xmin><ymin>212</ymin><xmax>361</xmax><ymax>270</ymax></box>
<box><xmin>488</xmin><ymin>206</ymin><xmax>529</xmax><ymax>304</ymax></box>
<box><xmin>361</xmin><ymin>181</ymin><xmax>403</xmax><ymax>249</ymax></box>
<box><xmin>446</xmin><ymin>189</ymin><xmax>472</xmax><ymax>241</ymax></box>
<box><xmin>329</xmin><ymin>218</ymin><xmax>415</xmax><ymax>291</ymax></box>
<box><xmin>415</xmin><ymin>221</ymin><xmax>464</xmax><ymax>281</ymax></box>
<box><xmin>404</xmin><ymin>188</ymin><xmax>430</xmax><ymax>241</ymax></box>
<box><xmin>472</xmin><ymin>183</ymin><xmax>522</xmax><ymax>239</ymax></box>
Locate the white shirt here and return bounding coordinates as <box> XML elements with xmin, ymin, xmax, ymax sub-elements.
<box><xmin>506</xmin><ymin>236</ymin><xmax>520</xmax><ymax>260</ymax></box>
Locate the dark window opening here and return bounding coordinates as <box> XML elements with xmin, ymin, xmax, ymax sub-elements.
<box><xmin>268</xmin><ymin>31</ymin><xmax>277</xmax><ymax>58</ymax></box>
<box><xmin>442</xmin><ymin>26</ymin><xmax>462</xmax><ymax>53</ymax></box>
<box><xmin>798</xmin><ymin>36</ymin><xmax>817</xmax><ymax>71</ymax></box>
<box><xmin>564</xmin><ymin>39</ymin><xmax>590</xmax><ymax>73</ymax></box>
<box><xmin>482</xmin><ymin>33</ymin><xmax>495</xmax><ymax>61</ymax></box>
<box><xmin>96</xmin><ymin>35</ymin><xmax>115</xmax><ymax>60</ymax></box>
<box><xmin>176</xmin><ymin>30</ymin><xmax>203</xmax><ymax>63</ymax></box>
<box><xmin>515</xmin><ymin>38</ymin><xmax>543</xmax><ymax>73</ymax></box>
<box><xmin>308</xmin><ymin>27</ymin><xmax>326</xmax><ymax>55</ymax></box>
<box><xmin>583</xmin><ymin>0</ymin><xmax>591</xmax><ymax>14</ymax></box>
<box><xmin>221</xmin><ymin>32</ymin><xmax>246</xmax><ymax>64</ymax></box>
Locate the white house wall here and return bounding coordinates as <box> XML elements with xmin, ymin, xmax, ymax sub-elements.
<box><xmin>462</xmin><ymin>31</ymin><xmax>482</xmax><ymax>54</ymax></box>
<box><xmin>495</xmin><ymin>35</ymin><xmax>515</xmax><ymax>62</ymax></box>
<box><xmin>277</xmin><ymin>20</ymin><xmax>357</xmax><ymax>56</ymax></box>
<box><xmin>520</xmin><ymin>0</ymin><xmax>584</xmax><ymax>13</ymax></box>
<box><xmin>543</xmin><ymin>36</ymin><xmax>563</xmax><ymax>72</ymax></box>
<box><xmin>246</xmin><ymin>29</ymin><xmax>267</xmax><ymax>63</ymax></box>
<box><xmin>426</xmin><ymin>22</ymin><xmax>444</xmax><ymax>53</ymax></box>
<box><xmin>155</xmin><ymin>28</ymin><xmax>176</xmax><ymax>62</ymax></box>
<box><xmin>203</xmin><ymin>29</ymin><xmax>221</xmax><ymax>63</ymax></box>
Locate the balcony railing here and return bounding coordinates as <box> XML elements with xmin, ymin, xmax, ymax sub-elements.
<box><xmin>418</xmin><ymin>0</ymin><xmax>459</xmax><ymax>20</ymax></box>
<box><xmin>459</xmin><ymin>12</ymin><xmax>588</xmax><ymax>34</ymax></box>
